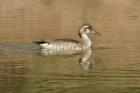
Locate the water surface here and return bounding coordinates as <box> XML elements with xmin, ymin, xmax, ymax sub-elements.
<box><xmin>0</xmin><ymin>0</ymin><xmax>140</xmax><ymax>93</ymax></box>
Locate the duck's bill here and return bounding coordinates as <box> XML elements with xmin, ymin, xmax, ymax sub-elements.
<box><xmin>92</xmin><ymin>30</ymin><xmax>101</xmax><ymax>35</ymax></box>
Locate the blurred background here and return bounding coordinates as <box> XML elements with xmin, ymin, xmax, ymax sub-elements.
<box><xmin>0</xmin><ymin>0</ymin><xmax>139</xmax><ymax>47</ymax></box>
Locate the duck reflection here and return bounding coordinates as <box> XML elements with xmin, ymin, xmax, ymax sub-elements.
<box><xmin>79</xmin><ymin>48</ymin><xmax>94</xmax><ymax>71</ymax></box>
<box><xmin>41</xmin><ymin>48</ymin><xmax>82</xmax><ymax>56</ymax></box>
<box><xmin>41</xmin><ymin>48</ymin><xmax>94</xmax><ymax>71</ymax></box>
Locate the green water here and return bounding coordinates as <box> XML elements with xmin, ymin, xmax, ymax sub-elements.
<box><xmin>0</xmin><ymin>0</ymin><xmax>140</xmax><ymax>93</ymax></box>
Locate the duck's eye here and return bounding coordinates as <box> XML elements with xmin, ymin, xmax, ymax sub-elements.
<box><xmin>89</xmin><ymin>26</ymin><xmax>93</xmax><ymax>29</ymax></box>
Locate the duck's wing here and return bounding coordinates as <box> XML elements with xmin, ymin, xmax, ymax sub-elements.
<box><xmin>33</xmin><ymin>39</ymin><xmax>80</xmax><ymax>45</ymax></box>
<box><xmin>53</xmin><ymin>38</ymin><xmax>80</xmax><ymax>44</ymax></box>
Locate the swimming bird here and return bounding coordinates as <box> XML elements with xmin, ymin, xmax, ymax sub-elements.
<box><xmin>33</xmin><ymin>24</ymin><xmax>100</xmax><ymax>54</ymax></box>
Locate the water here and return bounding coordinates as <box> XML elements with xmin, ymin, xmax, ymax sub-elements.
<box><xmin>0</xmin><ymin>0</ymin><xmax>140</xmax><ymax>93</ymax></box>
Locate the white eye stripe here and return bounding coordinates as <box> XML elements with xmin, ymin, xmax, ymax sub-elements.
<box><xmin>83</xmin><ymin>26</ymin><xmax>89</xmax><ymax>28</ymax></box>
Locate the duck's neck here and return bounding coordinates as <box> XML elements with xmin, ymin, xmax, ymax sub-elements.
<box><xmin>81</xmin><ymin>33</ymin><xmax>92</xmax><ymax>48</ymax></box>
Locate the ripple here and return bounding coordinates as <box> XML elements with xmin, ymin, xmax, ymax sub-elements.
<box><xmin>0</xmin><ymin>42</ymin><xmax>39</xmax><ymax>57</ymax></box>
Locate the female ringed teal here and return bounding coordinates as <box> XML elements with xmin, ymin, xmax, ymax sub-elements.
<box><xmin>33</xmin><ymin>24</ymin><xmax>101</xmax><ymax>52</ymax></box>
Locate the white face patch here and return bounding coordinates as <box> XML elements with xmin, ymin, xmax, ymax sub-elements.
<box><xmin>86</xmin><ymin>29</ymin><xmax>90</xmax><ymax>33</ymax></box>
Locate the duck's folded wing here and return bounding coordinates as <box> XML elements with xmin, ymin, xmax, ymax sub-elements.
<box><xmin>53</xmin><ymin>38</ymin><xmax>80</xmax><ymax>44</ymax></box>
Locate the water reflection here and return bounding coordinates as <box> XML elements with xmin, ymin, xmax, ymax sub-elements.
<box><xmin>79</xmin><ymin>48</ymin><xmax>94</xmax><ymax>71</ymax></box>
<box><xmin>0</xmin><ymin>61</ymin><xmax>26</xmax><ymax>93</ymax></box>
<box><xmin>41</xmin><ymin>48</ymin><xmax>81</xmax><ymax>56</ymax></box>
<box><xmin>41</xmin><ymin>48</ymin><xmax>95</xmax><ymax>71</ymax></box>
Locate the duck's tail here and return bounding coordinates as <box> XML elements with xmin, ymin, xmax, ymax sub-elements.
<box><xmin>33</xmin><ymin>39</ymin><xmax>47</xmax><ymax>45</ymax></box>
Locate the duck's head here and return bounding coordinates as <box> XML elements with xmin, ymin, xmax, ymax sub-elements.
<box><xmin>79</xmin><ymin>24</ymin><xmax>101</xmax><ymax>37</ymax></box>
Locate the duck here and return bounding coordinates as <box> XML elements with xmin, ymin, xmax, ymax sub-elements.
<box><xmin>33</xmin><ymin>24</ymin><xmax>101</xmax><ymax>54</ymax></box>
